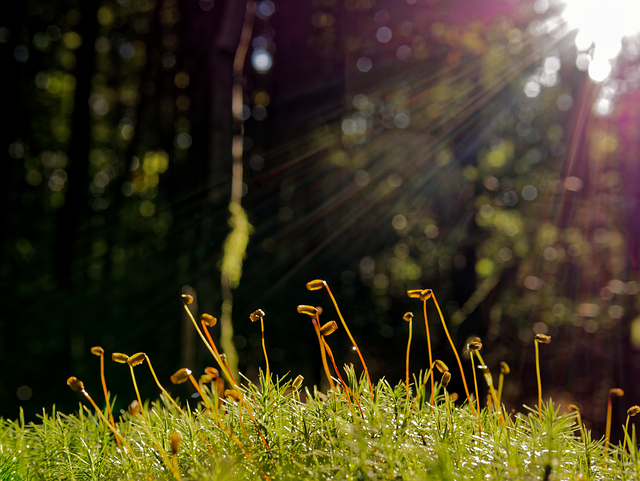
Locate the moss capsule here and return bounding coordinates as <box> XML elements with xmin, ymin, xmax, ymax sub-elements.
<box><xmin>306</xmin><ymin>279</ymin><xmax>325</xmax><ymax>291</ymax></box>
<box><xmin>67</xmin><ymin>376</ymin><xmax>84</xmax><ymax>392</ymax></box>
<box><xmin>170</xmin><ymin>368</ymin><xmax>192</xmax><ymax>385</ymax></box>
<box><xmin>441</xmin><ymin>371</ymin><xmax>452</xmax><ymax>388</ymax></box>
<box><xmin>297</xmin><ymin>305</ymin><xmax>318</xmax><ymax>316</ymax></box>
<box><xmin>90</xmin><ymin>346</ymin><xmax>104</xmax><ymax>356</ymax></box>
<box><xmin>535</xmin><ymin>334</ymin><xmax>551</xmax><ymax>344</ymax></box>
<box><xmin>435</xmin><ymin>360</ymin><xmax>449</xmax><ymax>373</ymax></box>
<box><xmin>112</xmin><ymin>353</ymin><xmax>129</xmax><ymax>364</ymax></box>
<box><xmin>201</xmin><ymin>313</ymin><xmax>217</xmax><ymax>327</ymax></box>
<box><xmin>320</xmin><ymin>321</ymin><xmax>338</xmax><ymax>336</ymax></box>
<box><xmin>250</xmin><ymin>309</ymin><xmax>265</xmax><ymax>323</ymax></box>
<box><xmin>224</xmin><ymin>389</ymin><xmax>241</xmax><ymax>401</ymax></box>
<box><xmin>128</xmin><ymin>400</ymin><xmax>140</xmax><ymax>416</ymax></box>
<box><xmin>406</xmin><ymin>289</ymin><xmax>422</xmax><ymax>299</ymax></box>
<box><xmin>170</xmin><ymin>431</ymin><xmax>181</xmax><ymax>455</ymax></box>
<box><xmin>419</xmin><ymin>289</ymin><xmax>433</xmax><ymax>301</ymax></box>
<box><xmin>127</xmin><ymin>352</ymin><xmax>146</xmax><ymax>367</ymax></box>
<box><xmin>292</xmin><ymin>375</ymin><xmax>304</xmax><ymax>390</ymax></box>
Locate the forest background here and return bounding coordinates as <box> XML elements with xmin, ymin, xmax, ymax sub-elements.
<box><xmin>2</xmin><ymin>0</ymin><xmax>640</xmax><ymax>446</ymax></box>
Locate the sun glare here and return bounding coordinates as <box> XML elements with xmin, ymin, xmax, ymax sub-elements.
<box><xmin>560</xmin><ymin>0</ymin><xmax>640</xmax><ymax>81</ymax></box>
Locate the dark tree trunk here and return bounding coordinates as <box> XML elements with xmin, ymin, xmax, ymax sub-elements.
<box><xmin>54</xmin><ymin>0</ymin><xmax>100</xmax><ymax>289</ymax></box>
<box><xmin>0</xmin><ymin>0</ymin><xmax>29</xmax><ymax>417</ymax></box>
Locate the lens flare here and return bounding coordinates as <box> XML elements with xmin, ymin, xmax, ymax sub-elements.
<box><xmin>561</xmin><ymin>0</ymin><xmax>640</xmax><ymax>81</ymax></box>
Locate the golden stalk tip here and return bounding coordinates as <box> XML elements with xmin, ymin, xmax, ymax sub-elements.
<box><xmin>297</xmin><ymin>305</ymin><xmax>318</xmax><ymax>316</ymax></box>
<box><xmin>128</xmin><ymin>400</ymin><xmax>141</xmax><ymax>416</ymax></box>
<box><xmin>112</xmin><ymin>352</ymin><xmax>129</xmax><ymax>363</ymax></box>
<box><xmin>90</xmin><ymin>346</ymin><xmax>104</xmax><ymax>356</ymax></box>
<box><xmin>306</xmin><ymin>279</ymin><xmax>325</xmax><ymax>291</ymax></box>
<box><xmin>201</xmin><ymin>313</ymin><xmax>217</xmax><ymax>326</ymax></box>
<box><xmin>535</xmin><ymin>334</ymin><xmax>551</xmax><ymax>344</ymax></box>
<box><xmin>320</xmin><ymin>321</ymin><xmax>338</xmax><ymax>336</ymax></box>
<box><xmin>435</xmin><ymin>360</ymin><xmax>449</xmax><ymax>373</ymax></box>
<box><xmin>419</xmin><ymin>289</ymin><xmax>432</xmax><ymax>301</ymax></box>
<box><xmin>224</xmin><ymin>389</ymin><xmax>241</xmax><ymax>401</ymax></box>
<box><xmin>500</xmin><ymin>361</ymin><xmax>510</xmax><ymax>374</ymax></box>
<box><xmin>170</xmin><ymin>368</ymin><xmax>192</xmax><ymax>385</ymax></box>
<box><xmin>441</xmin><ymin>371</ymin><xmax>452</xmax><ymax>388</ymax></box>
<box><xmin>127</xmin><ymin>352</ymin><xmax>146</xmax><ymax>367</ymax></box>
<box><xmin>292</xmin><ymin>375</ymin><xmax>304</xmax><ymax>390</ymax></box>
<box><xmin>170</xmin><ymin>431</ymin><xmax>181</xmax><ymax>455</ymax></box>
<box><xmin>67</xmin><ymin>376</ymin><xmax>84</xmax><ymax>392</ymax></box>
<box><xmin>250</xmin><ymin>309</ymin><xmax>265</xmax><ymax>322</ymax></box>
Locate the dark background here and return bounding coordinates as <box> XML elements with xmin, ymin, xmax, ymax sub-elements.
<box><xmin>2</xmin><ymin>0</ymin><xmax>640</xmax><ymax>444</ymax></box>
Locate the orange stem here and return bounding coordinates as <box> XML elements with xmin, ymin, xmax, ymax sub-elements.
<box><xmin>322</xmin><ymin>337</ymin><xmax>364</xmax><ymax>418</ymax></box>
<box><xmin>260</xmin><ymin>316</ymin><xmax>270</xmax><ymax>382</ymax></box>
<box><xmin>431</xmin><ymin>293</ymin><xmax>475</xmax><ymax>416</ymax></box>
<box><xmin>202</xmin><ymin>321</ymin><xmax>237</xmax><ymax>385</ymax></box>
<box><xmin>312</xmin><ymin>316</ymin><xmax>336</xmax><ymax>390</ymax></box>
<box><xmin>422</xmin><ymin>300</ymin><xmax>435</xmax><ymax>406</ymax></box>
<box><xmin>324</xmin><ymin>283</ymin><xmax>373</xmax><ymax>396</ymax></box>
<box><xmin>470</xmin><ymin>351</ymin><xmax>481</xmax><ymax>437</ymax></box>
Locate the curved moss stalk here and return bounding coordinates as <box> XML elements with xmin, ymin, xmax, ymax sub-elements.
<box><xmin>469</xmin><ymin>351</ymin><xmax>481</xmax><ymax>437</ymax></box>
<box><xmin>313</xmin><ymin>316</ymin><xmax>336</xmax><ymax>391</ymax></box>
<box><xmin>534</xmin><ymin>334</ymin><xmax>551</xmax><ymax>422</ymax></box>
<box><xmin>430</xmin><ymin>292</ymin><xmax>475</xmax><ymax>416</ymax></box>
<box><xmin>322</xmin><ymin>281</ymin><xmax>373</xmax><ymax>396</ymax></box>
<box><xmin>322</xmin><ymin>337</ymin><xmax>364</xmax><ymax>419</ymax></box>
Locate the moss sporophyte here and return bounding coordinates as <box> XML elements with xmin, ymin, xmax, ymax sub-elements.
<box><xmin>4</xmin><ymin>281</ymin><xmax>636</xmax><ymax>480</ymax></box>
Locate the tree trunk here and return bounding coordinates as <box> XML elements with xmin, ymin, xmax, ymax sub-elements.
<box><xmin>54</xmin><ymin>0</ymin><xmax>100</xmax><ymax>289</ymax></box>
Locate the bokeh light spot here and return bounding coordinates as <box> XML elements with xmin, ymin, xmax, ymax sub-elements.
<box><xmin>376</xmin><ymin>26</ymin><xmax>392</xmax><ymax>43</ymax></box>
<box><xmin>522</xmin><ymin>185</ymin><xmax>538</xmax><ymax>200</ymax></box>
<box><xmin>357</xmin><ymin>57</ymin><xmax>372</xmax><ymax>72</ymax></box>
<box><xmin>251</xmin><ymin>49</ymin><xmax>272</xmax><ymax>73</ymax></box>
<box><xmin>392</xmin><ymin>214</ymin><xmax>407</xmax><ymax>230</ymax></box>
<box><xmin>256</xmin><ymin>0</ymin><xmax>275</xmax><ymax>19</ymax></box>
<box><xmin>16</xmin><ymin>386</ymin><xmax>32</xmax><ymax>401</ymax></box>
<box><xmin>476</xmin><ymin>258</ymin><xmax>495</xmax><ymax>277</ymax></box>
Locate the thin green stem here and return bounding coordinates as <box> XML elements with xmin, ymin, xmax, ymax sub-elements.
<box><xmin>144</xmin><ymin>355</ymin><xmax>185</xmax><ymax>415</ymax></box>
<box><xmin>474</xmin><ymin>351</ymin><xmax>504</xmax><ymax>424</ymax></box>
<box><xmin>81</xmin><ymin>389</ymin><xmax>138</xmax><ymax>461</ymax></box>
<box><xmin>623</xmin><ymin>415</ymin><xmax>631</xmax><ymax>451</ymax></box>
<box><xmin>128</xmin><ymin>365</ymin><xmax>147</xmax><ymax>423</ymax></box>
